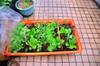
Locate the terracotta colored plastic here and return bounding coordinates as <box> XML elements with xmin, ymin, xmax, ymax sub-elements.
<box><xmin>4</xmin><ymin>19</ymin><xmax>82</xmax><ymax>56</ymax></box>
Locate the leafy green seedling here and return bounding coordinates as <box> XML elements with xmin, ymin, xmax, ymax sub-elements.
<box><xmin>10</xmin><ymin>22</ymin><xmax>29</xmax><ymax>53</ymax></box>
<box><xmin>60</xmin><ymin>25</ymin><xmax>76</xmax><ymax>49</ymax></box>
<box><xmin>69</xmin><ymin>36</ymin><xmax>76</xmax><ymax>49</ymax></box>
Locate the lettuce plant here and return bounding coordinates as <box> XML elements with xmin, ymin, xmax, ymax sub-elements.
<box><xmin>10</xmin><ymin>22</ymin><xmax>29</xmax><ymax>52</ymax></box>
<box><xmin>27</xmin><ymin>20</ymin><xmax>60</xmax><ymax>52</ymax></box>
<box><xmin>60</xmin><ymin>25</ymin><xmax>76</xmax><ymax>49</ymax></box>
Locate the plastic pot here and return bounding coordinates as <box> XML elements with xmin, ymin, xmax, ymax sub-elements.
<box><xmin>4</xmin><ymin>19</ymin><xmax>82</xmax><ymax>56</ymax></box>
<box><xmin>15</xmin><ymin>0</ymin><xmax>35</xmax><ymax>16</ymax></box>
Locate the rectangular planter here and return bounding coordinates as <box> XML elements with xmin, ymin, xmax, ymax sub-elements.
<box><xmin>4</xmin><ymin>19</ymin><xmax>82</xmax><ymax>56</ymax></box>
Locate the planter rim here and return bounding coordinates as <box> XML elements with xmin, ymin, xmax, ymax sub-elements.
<box><xmin>4</xmin><ymin>19</ymin><xmax>82</xmax><ymax>56</ymax></box>
<box><xmin>15</xmin><ymin>0</ymin><xmax>34</xmax><ymax>10</ymax></box>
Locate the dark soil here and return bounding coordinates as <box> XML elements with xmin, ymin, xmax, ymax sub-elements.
<box><xmin>41</xmin><ymin>44</ymin><xmax>48</xmax><ymax>52</ymax></box>
<box><xmin>26</xmin><ymin>24</ymin><xmax>35</xmax><ymax>29</ymax></box>
<box><xmin>19</xmin><ymin>44</ymin><xmax>35</xmax><ymax>52</ymax></box>
<box><xmin>60</xmin><ymin>24</ymin><xmax>75</xmax><ymax>28</ymax></box>
<box><xmin>63</xmin><ymin>45</ymin><xmax>76</xmax><ymax>51</ymax></box>
<box><xmin>54</xmin><ymin>28</ymin><xmax>58</xmax><ymax>38</ymax></box>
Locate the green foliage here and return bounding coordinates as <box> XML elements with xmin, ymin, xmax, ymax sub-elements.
<box><xmin>27</xmin><ymin>20</ymin><xmax>60</xmax><ymax>52</ymax></box>
<box><xmin>69</xmin><ymin>36</ymin><xmax>76</xmax><ymax>49</ymax></box>
<box><xmin>10</xmin><ymin>22</ymin><xmax>29</xmax><ymax>53</ymax></box>
<box><xmin>60</xmin><ymin>26</ymin><xmax>76</xmax><ymax>49</ymax></box>
<box><xmin>0</xmin><ymin>0</ymin><xmax>12</xmax><ymax>6</ymax></box>
<box><xmin>22</xmin><ymin>0</ymin><xmax>30</xmax><ymax>8</ymax></box>
<box><xmin>47</xmin><ymin>37</ymin><xmax>60</xmax><ymax>51</ymax></box>
<box><xmin>10</xmin><ymin>20</ymin><xmax>76</xmax><ymax>53</ymax></box>
<box><xmin>60</xmin><ymin>27</ymin><xmax>71</xmax><ymax>37</ymax></box>
<box><xmin>27</xmin><ymin>24</ymin><xmax>46</xmax><ymax>52</ymax></box>
<box><xmin>45</xmin><ymin>20</ymin><xmax>60</xmax><ymax>51</ymax></box>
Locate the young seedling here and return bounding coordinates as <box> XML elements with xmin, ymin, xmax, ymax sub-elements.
<box><xmin>10</xmin><ymin>22</ymin><xmax>29</xmax><ymax>52</ymax></box>
<box><xmin>60</xmin><ymin>25</ymin><xmax>76</xmax><ymax>49</ymax></box>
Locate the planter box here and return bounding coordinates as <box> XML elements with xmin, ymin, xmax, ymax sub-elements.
<box><xmin>4</xmin><ymin>19</ymin><xmax>82</xmax><ymax>56</ymax></box>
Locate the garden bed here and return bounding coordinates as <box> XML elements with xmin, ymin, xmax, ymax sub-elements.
<box><xmin>4</xmin><ymin>19</ymin><xmax>82</xmax><ymax>56</ymax></box>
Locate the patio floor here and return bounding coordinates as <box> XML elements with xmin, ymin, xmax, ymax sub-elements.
<box><xmin>10</xmin><ymin>0</ymin><xmax>100</xmax><ymax>66</ymax></box>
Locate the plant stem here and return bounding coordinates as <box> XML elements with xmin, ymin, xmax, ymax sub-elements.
<box><xmin>58</xmin><ymin>24</ymin><xmax>63</xmax><ymax>50</ymax></box>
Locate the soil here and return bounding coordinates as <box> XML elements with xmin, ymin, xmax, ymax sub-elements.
<box><xmin>60</xmin><ymin>24</ymin><xmax>75</xmax><ymax>29</ymax></box>
<box><xmin>26</xmin><ymin>24</ymin><xmax>34</xmax><ymax>29</ymax></box>
<box><xmin>41</xmin><ymin>44</ymin><xmax>48</xmax><ymax>52</ymax></box>
<box><xmin>63</xmin><ymin>45</ymin><xmax>76</xmax><ymax>51</ymax></box>
<box><xmin>54</xmin><ymin>28</ymin><xmax>58</xmax><ymax>38</ymax></box>
<box><xmin>19</xmin><ymin>47</ymin><xmax>36</xmax><ymax>52</ymax></box>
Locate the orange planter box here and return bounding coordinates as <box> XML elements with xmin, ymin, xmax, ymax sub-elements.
<box><xmin>4</xmin><ymin>19</ymin><xmax>82</xmax><ymax>56</ymax></box>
